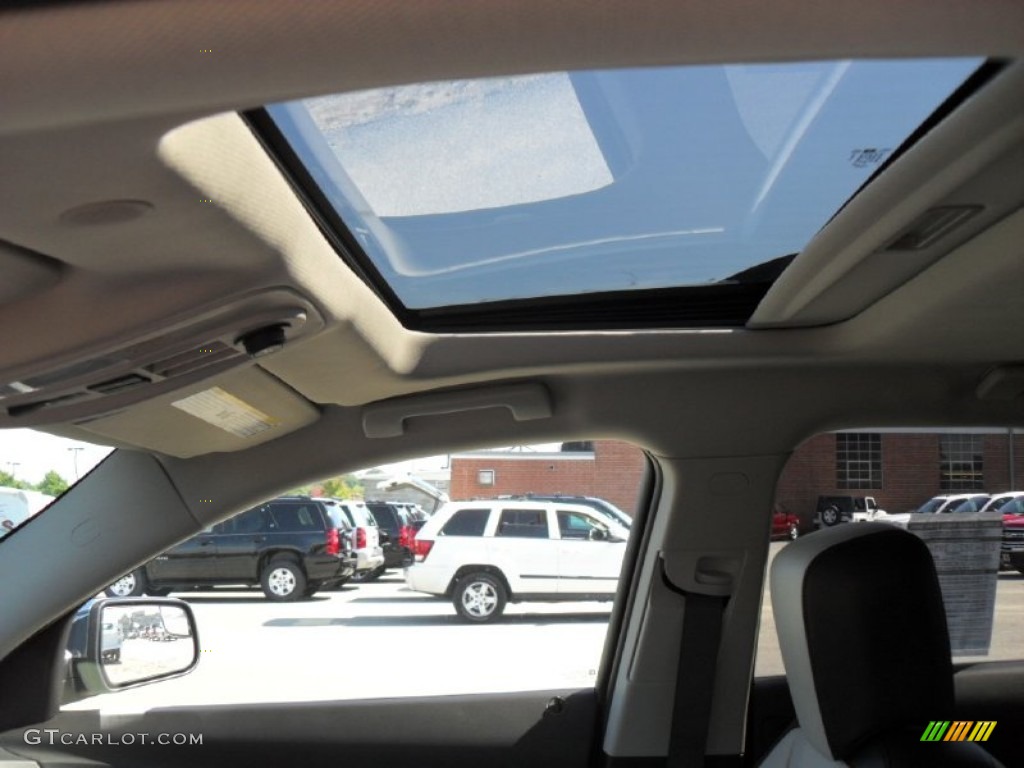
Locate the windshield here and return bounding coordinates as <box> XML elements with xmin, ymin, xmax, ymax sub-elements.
<box><xmin>268</xmin><ymin>58</ymin><xmax>983</xmax><ymax>312</ymax></box>
<box><xmin>916</xmin><ymin>498</ymin><xmax>945</xmax><ymax>514</ymax></box>
<box><xmin>0</xmin><ymin>429</ymin><xmax>112</xmax><ymax>541</ymax></box>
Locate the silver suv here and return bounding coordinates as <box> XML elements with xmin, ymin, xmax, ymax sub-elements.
<box><xmin>327</xmin><ymin>499</ymin><xmax>385</xmax><ymax>579</ymax></box>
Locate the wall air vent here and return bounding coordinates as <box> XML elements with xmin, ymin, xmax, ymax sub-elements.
<box><xmin>145</xmin><ymin>341</ymin><xmax>243</xmax><ymax>379</ymax></box>
<box><xmin>883</xmin><ymin>205</ymin><xmax>983</xmax><ymax>251</ymax></box>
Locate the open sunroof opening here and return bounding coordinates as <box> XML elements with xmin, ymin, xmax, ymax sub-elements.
<box><xmin>259</xmin><ymin>57</ymin><xmax>986</xmax><ymax>331</ymax></box>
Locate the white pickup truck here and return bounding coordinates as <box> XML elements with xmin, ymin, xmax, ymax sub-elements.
<box><xmin>815</xmin><ymin>495</ymin><xmax>888</xmax><ymax>527</ymax></box>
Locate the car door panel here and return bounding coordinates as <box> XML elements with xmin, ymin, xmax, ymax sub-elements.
<box><xmin>556</xmin><ymin>510</ymin><xmax>625</xmax><ymax>595</ymax></box>
<box><xmin>145</xmin><ymin>530</ymin><xmax>218</xmax><ymax>583</ymax></box>
<box><xmin>214</xmin><ymin>507</ymin><xmax>271</xmax><ymax>582</ymax></box>
<box><xmin>4</xmin><ymin>689</ymin><xmax>599</xmax><ymax>768</ymax></box>
<box><xmin>486</xmin><ymin>508</ymin><xmax>559</xmax><ymax>594</ymax></box>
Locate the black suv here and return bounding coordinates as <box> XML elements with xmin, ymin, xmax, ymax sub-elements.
<box><xmin>104</xmin><ymin>497</ymin><xmax>357</xmax><ymax>601</ymax></box>
<box><xmin>355</xmin><ymin>501</ymin><xmax>415</xmax><ymax>581</ymax></box>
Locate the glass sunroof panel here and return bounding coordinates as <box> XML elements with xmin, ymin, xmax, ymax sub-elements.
<box><xmin>267</xmin><ymin>58</ymin><xmax>983</xmax><ymax>311</ymax></box>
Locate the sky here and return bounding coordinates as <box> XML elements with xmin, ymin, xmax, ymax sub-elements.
<box><xmin>0</xmin><ymin>429</ymin><xmax>113</xmax><ymax>485</ymax></box>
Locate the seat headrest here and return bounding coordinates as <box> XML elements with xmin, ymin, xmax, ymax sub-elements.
<box><xmin>770</xmin><ymin>523</ymin><xmax>954</xmax><ymax>760</ymax></box>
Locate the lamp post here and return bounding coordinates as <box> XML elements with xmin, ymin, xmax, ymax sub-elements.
<box><xmin>68</xmin><ymin>446</ymin><xmax>84</xmax><ymax>481</ymax></box>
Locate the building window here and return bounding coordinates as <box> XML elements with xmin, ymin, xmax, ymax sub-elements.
<box><xmin>836</xmin><ymin>432</ymin><xmax>882</xmax><ymax>489</ymax></box>
<box><xmin>939</xmin><ymin>434</ymin><xmax>984</xmax><ymax>490</ymax></box>
<box><xmin>477</xmin><ymin>469</ymin><xmax>495</xmax><ymax>487</ymax></box>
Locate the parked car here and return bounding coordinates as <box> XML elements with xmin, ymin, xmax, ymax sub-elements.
<box><xmin>915</xmin><ymin>493</ymin><xmax>992</xmax><ymax>515</ymax></box>
<box><xmin>771</xmin><ymin>504</ymin><xmax>801</xmax><ymax>540</ymax></box>
<box><xmin>981</xmin><ymin>491</ymin><xmax>1024</xmax><ymax>513</ymax></box>
<box><xmin>814</xmin><ymin>495</ymin><xmax>885</xmax><ymax>527</ymax></box>
<box><xmin>329</xmin><ymin>499</ymin><xmax>385</xmax><ymax>578</ymax></box>
<box><xmin>357</xmin><ymin>501</ymin><xmax>416</xmax><ymax>580</ymax></box>
<box><xmin>499</xmin><ymin>494</ymin><xmax>633</xmax><ymax>529</ymax></box>
<box><xmin>406</xmin><ymin>500</ymin><xmax>629</xmax><ymax>622</ymax></box>
<box><xmin>1002</xmin><ymin>514</ymin><xmax>1024</xmax><ymax>574</ymax></box>
<box><xmin>104</xmin><ymin>497</ymin><xmax>356</xmax><ymax>601</ymax></box>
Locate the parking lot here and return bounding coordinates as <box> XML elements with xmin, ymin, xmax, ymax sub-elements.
<box><xmin>65</xmin><ymin>543</ymin><xmax>1023</xmax><ymax>714</ymax></box>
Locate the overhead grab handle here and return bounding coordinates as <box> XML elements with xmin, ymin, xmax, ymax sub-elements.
<box><xmin>362</xmin><ymin>382</ymin><xmax>552</xmax><ymax>438</ymax></box>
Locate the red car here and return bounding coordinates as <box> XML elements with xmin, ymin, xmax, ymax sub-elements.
<box><xmin>772</xmin><ymin>505</ymin><xmax>801</xmax><ymax>541</ymax></box>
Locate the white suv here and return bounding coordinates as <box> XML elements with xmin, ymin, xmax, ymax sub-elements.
<box><xmin>405</xmin><ymin>500</ymin><xmax>628</xmax><ymax>622</ymax></box>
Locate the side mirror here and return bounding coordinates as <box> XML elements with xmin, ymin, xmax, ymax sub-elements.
<box><xmin>588</xmin><ymin>528</ymin><xmax>609</xmax><ymax>542</ymax></box>
<box><xmin>64</xmin><ymin>597</ymin><xmax>199</xmax><ymax>703</ymax></box>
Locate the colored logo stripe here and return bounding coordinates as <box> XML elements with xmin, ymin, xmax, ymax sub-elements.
<box><xmin>921</xmin><ymin>720</ymin><xmax>996</xmax><ymax>742</ymax></box>
<box><xmin>968</xmin><ymin>722</ymin><xmax>997</xmax><ymax>742</ymax></box>
<box><xmin>944</xmin><ymin>721</ymin><xmax>973</xmax><ymax>741</ymax></box>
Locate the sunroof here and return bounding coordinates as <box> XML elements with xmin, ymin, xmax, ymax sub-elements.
<box><xmin>263</xmin><ymin>58</ymin><xmax>984</xmax><ymax>329</ymax></box>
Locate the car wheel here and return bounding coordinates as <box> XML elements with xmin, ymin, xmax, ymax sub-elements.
<box><xmin>261</xmin><ymin>558</ymin><xmax>306</xmax><ymax>601</ymax></box>
<box><xmin>789</xmin><ymin>523</ymin><xmax>800</xmax><ymax>540</ymax></box>
<box><xmin>105</xmin><ymin>568</ymin><xmax>147</xmax><ymax>597</ymax></box>
<box><xmin>820</xmin><ymin>505</ymin><xmax>841</xmax><ymax>526</ymax></box>
<box><xmin>352</xmin><ymin>566</ymin><xmax>385</xmax><ymax>583</ymax></box>
<box><xmin>453</xmin><ymin>572</ymin><xmax>506</xmax><ymax>623</ymax></box>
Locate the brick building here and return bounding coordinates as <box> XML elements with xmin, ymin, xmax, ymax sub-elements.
<box><xmin>776</xmin><ymin>429</ymin><xmax>1023</xmax><ymax>523</ymax></box>
<box><xmin>449</xmin><ymin>430</ymin><xmax>1022</xmax><ymax>524</ymax></box>
<box><xmin>449</xmin><ymin>440</ymin><xmax>647</xmax><ymax>515</ymax></box>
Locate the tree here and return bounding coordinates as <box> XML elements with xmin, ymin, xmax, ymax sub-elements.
<box><xmin>0</xmin><ymin>470</ymin><xmax>30</xmax><ymax>490</ymax></box>
<box><xmin>320</xmin><ymin>475</ymin><xmax>363</xmax><ymax>500</ymax></box>
<box><xmin>36</xmin><ymin>470</ymin><xmax>69</xmax><ymax>497</ymax></box>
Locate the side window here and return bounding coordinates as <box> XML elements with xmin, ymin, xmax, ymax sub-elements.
<box><xmin>64</xmin><ymin>438</ymin><xmax>646</xmax><ymax>710</ymax></box>
<box><xmin>270</xmin><ymin>504</ymin><xmax>319</xmax><ymax>532</ymax></box>
<box><xmin>440</xmin><ymin>508</ymin><xmax>490</xmax><ymax>536</ymax></box>
<box><xmin>758</xmin><ymin>427</ymin><xmax>1022</xmax><ymax>677</ymax></box>
<box><xmin>496</xmin><ymin>509</ymin><xmax>549</xmax><ymax>538</ymax></box>
<box><xmin>557</xmin><ymin>510</ymin><xmax>602</xmax><ymax>539</ymax></box>
<box><xmin>370</xmin><ymin>507</ymin><xmax>398</xmax><ymax>534</ymax></box>
<box><xmin>225</xmin><ymin>508</ymin><xmax>268</xmax><ymax>534</ymax></box>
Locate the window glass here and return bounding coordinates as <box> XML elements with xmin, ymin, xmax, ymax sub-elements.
<box><xmin>267</xmin><ymin>59</ymin><xmax>983</xmax><ymax>313</ymax></box>
<box><xmin>496</xmin><ymin>508</ymin><xmax>550</xmax><ymax>538</ymax></box>
<box><xmin>835</xmin><ymin>432</ymin><xmax>882</xmax><ymax>489</ymax></box>
<box><xmin>940</xmin><ymin>433</ymin><xmax>985</xmax><ymax>491</ymax></box>
<box><xmin>440</xmin><ymin>508</ymin><xmax>489</xmax><ymax>537</ymax></box>
<box><xmin>56</xmin><ymin>439</ymin><xmax>645</xmax><ymax>711</ymax></box>
<box><xmin>758</xmin><ymin>427</ymin><xmax>1022</xmax><ymax>677</ymax></box>
<box><xmin>366</xmin><ymin>503</ymin><xmax>399</xmax><ymax>533</ymax></box>
<box><xmin>557</xmin><ymin>510</ymin><xmax>602</xmax><ymax>539</ymax></box>
<box><xmin>227</xmin><ymin>508</ymin><xmax>268</xmax><ymax>534</ymax></box>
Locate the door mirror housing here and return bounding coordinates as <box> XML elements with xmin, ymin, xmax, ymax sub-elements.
<box><xmin>63</xmin><ymin>597</ymin><xmax>199</xmax><ymax>703</ymax></box>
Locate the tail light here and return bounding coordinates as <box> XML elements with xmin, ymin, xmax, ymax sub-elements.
<box><xmin>325</xmin><ymin>527</ymin><xmax>340</xmax><ymax>556</ymax></box>
<box><xmin>355</xmin><ymin>526</ymin><xmax>367</xmax><ymax>549</ymax></box>
<box><xmin>398</xmin><ymin>524</ymin><xmax>415</xmax><ymax>550</ymax></box>
<box><xmin>414</xmin><ymin>538</ymin><xmax>434</xmax><ymax>562</ymax></box>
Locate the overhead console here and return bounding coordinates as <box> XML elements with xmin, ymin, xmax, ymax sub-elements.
<box><xmin>0</xmin><ymin>288</ymin><xmax>323</xmax><ymax>429</ymax></box>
